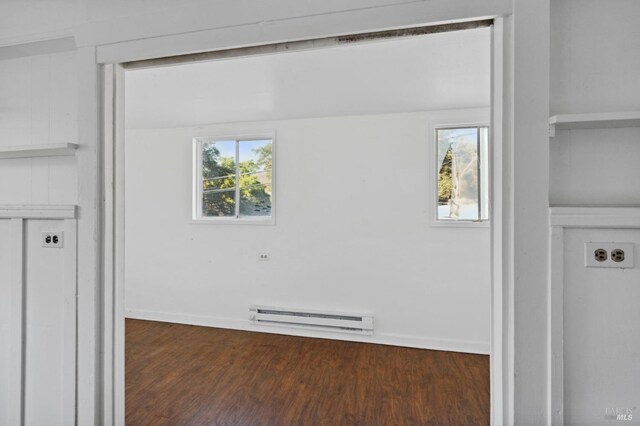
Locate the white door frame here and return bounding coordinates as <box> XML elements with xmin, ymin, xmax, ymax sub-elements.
<box><xmin>101</xmin><ymin>17</ymin><xmax>510</xmax><ymax>426</ymax></box>
<box><xmin>103</xmin><ymin>62</ymin><xmax>126</xmax><ymax>426</ymax></box>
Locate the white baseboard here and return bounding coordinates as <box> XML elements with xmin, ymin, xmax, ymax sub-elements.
<box><xmin>125</xmin><ymin>309</ymin><xmax>490</xmax><ymax>355</ymax></box>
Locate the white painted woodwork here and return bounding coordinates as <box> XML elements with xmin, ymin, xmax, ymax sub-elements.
<box><xmin>549</xmin><ymin>111</ymin><xmax>640</xmax><ymax>133</ymax></box>
<box><xmin>0</xmin><ymin>220</ymin><xmax>13</xmax><ymax>426</ymax></box>
<box><xmin>0</xmin><ymin>50</ymin><xmax>78</xmax><ymax>206</ymax></box>
<box><xmin>549</xmin><ymin>0</ymin><xmax>640</xmax><ymax>208</ymax></box>
<box><xmin>512</xmin><ymin>2</ymin><xmax>550</xmax><ymax>423</ymax></box>
<box><xmin>76</xmin><ymin>45</ymin><xmax>102</xmax><ymax>426</ymax></box>
<box><xmin>548</xmin><ymin>18</ymin><xmax>640</xmax><ymax>422</ymax></box>
<box><xmin>550</xmin><ymin>206</ymin><xmax>640</xmax><ymax>228</ymax></box>
<box><xmin>0</xmin><ymin>206</ymin><xmax>77</xmax><ymax>426</ymax></box>
<box><xmin>0</xmin><ymin>143</ymin><xmax>78</xmax><ymax>159</ymax></box>
<box><xmin>0</xmin><ymin>204</ymin><xmax>76</xmax><ymax>219</ymax></box>
<box><xmin>489</xmin><ymin>18</ymin><xmax>507</xmax><ymax>426</ymax></box>
<box><xmin>102</xmin><ymin>63</ymin><xmax>117</xmax><ymax>426</ymax></box>
<box><xmin>549</xmin><ymin>206</ymin><xmax>640</xmax><ymax>425</ymax></box>
<box><xmin>9</xmin><ymin>218</ymin><xmax>24</xmax><ymax>426</ymax></box>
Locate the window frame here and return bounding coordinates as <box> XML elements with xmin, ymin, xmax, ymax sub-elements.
<box><xmin>432</xmin><ymin>123</ymin><xmax>490</xmax><ymax>227</ymax></box>
<box><xmin>192</xmin><ymin>130</ymin><xmax>276</xmax><ymax>224</ymax></box>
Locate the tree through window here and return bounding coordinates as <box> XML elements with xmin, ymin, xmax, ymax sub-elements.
<box><xmin>195</xmin><ymin>136</ymin><xmax>273</xmax><ymax>221</ymax></box>
<box><xmin>436</xmin><ymin>127</ymin><xmax>488</xmax><ymax>222</ymax></box>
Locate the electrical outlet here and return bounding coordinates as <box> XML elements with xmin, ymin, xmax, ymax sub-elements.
<box><xmin>594</xmin><ymin>248</ymin><xmax>607</xmax><ymax>262</ymax></box>
<box><xmin>258</xmin><ymin>253</ymin><xmax>270</xmax><ymax>261</ymax></box>
<box><xmin>42</xmin><ymin>232</ymin><xmax>64</xmax><ymax>248</ymax></box>
<box><xmin>611</xmin><ymin>249</ymin><xmax>625</xmax><ymax>263</ymax></box>
<box><xmin>584</xmin><ymin>242</ymin><xmax>634</xmax><ymax>269</ymax></box>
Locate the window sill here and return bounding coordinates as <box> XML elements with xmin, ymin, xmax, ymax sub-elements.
<box><xmin>191</xmin><ymin>217</ymin><xmax>275</xmax><ymax>225</ymax></box>
<box><xmin>431</xmin><ymin>219</ymin><xmax>490</xmax><ymax>228</ymax></box>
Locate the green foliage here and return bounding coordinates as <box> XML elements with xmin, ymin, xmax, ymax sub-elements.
<box><xmin>238</xmin><ymin>157</ymin><xmax>271</xmax><ymax>216</ymax></box>
<box><xmin>202</xmin><ymin>145</ymin><xmax>236</xmax><ymax>216</ymax></box>
<box><xmin>201</xmin><ymin>141</ymin><xmax>272</xmax><ymax>217</ymax></box>
<box><xmin>438</xmin><ymin>147</ymin><xmax>453</xmax><ymax>203</ymax></box>
<box><xmin>254</xmin><ymin>143</ymin><xmax>272</xmax><ymax>174</ymax></box>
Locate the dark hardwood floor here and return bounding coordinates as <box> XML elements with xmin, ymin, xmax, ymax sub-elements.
<box><xmin>126</xmin><ymin>319</ymin><xmax>489</xmax><ymax>425</ymax></box>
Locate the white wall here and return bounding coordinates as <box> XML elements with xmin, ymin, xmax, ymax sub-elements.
<box><xmin>550</xmin><ymin>126</ymin><xmax>640</xmax><ymax>205</ymax></box>
<box><xmin>550</xmin><ymin>1</ymin><xmax>640</xmax><ymax>423</ymax></box>
<box><xmin>124</xmin><ymin>28</ymin><xmax>491</xmax><ymax>129</ymax></box>
<box><xmin>124</xmin><ymin>109</ymin><xmax>491</xmax><ymax>353</ymax></box>
<box><xmin>550</xmin><ymin>0</ymin><xmax>640</xmax><ymax>206</ymax></box>
<box><xmin>0</xmin><ymin>51</ymin><xmax>78</xmax><ymax>205</ymax></box>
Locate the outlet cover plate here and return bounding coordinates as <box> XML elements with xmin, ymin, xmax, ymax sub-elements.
<box><xmin>42</xmin><ymin>232</ymin><xmax>64</xmax><ymax>248</ymax></box>
<box><xmin>584</xmin><ymin>242</ymin><xmax>634</xmax><ymax>269</ymax></box>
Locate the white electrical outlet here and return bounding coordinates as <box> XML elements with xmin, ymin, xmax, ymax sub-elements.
<box><xmin>258</xmin><ymin>253</ymin><xmax>270</xmax><ymax>261</ymax></box>
<box><xmin>584</xmin><ymin>242</ymin><xmax>634</xmax><ymax>269</ymax></box>
<box><xmin>42</xmin><ymin>232</ymin><xmax>64</xmax><ymax>248</ymax></box>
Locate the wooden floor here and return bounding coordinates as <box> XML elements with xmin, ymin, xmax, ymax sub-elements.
<box><xmin>126</xmin><ymin>319</ymin><xmax>489</xmax><ymax>425</ymax></box>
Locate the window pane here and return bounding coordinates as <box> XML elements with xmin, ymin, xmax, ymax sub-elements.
<box><xmin>201</xmin><ymin>139</ymin><xmax>236</xmax><ymax>217</ymax></box>
<box><xmin>202</xmin><ymin>139</ymin><xmax>236</xmax><ymax>187</ymax></box>
<box><xmin>239</xmin><ymin>190</ymin><xmax>272</xmax><ymax>217</ymax></box>
<box><xmin>238</xmin><ymin>139</ymin><xmax>272</xmax><ymax>218</ymax></box>
<box><xmin>203</xmin><ymin>189</ymin><xmax>236</xmax><ymax>217</ymax></box>
<box><xmin>437</xmin><ymin>128</ymin><xmax>479</xmax><ymax>221</ymax></box>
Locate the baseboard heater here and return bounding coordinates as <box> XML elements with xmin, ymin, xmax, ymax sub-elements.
<box><xmin>249</xmin><ymin>305</ymin><xmax>374</xmax><ymax>335</ymax></box>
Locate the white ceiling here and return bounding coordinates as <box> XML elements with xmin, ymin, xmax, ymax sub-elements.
<box><xmin>125</xmin><ymin>27</ymin><xmax>490</xmax><ymax>129</ymax></box>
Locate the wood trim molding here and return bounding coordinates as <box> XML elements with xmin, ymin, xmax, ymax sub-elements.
<box><xmin>9</xmin><ymin>218</ymin><xmax>25</xmax><ymax>426</ymax></box>
<box><xmin>0</xmin><ymin>143</ymin><xmax>78</xmax><ymax>160</ymax></box>
<box><xmin>62</xmin><ymin>218</ymin><xmax>78</xmax><ymax>425</ymax></box>
<box><xmin>549</xmin><ymin>206</ymin><xmax>640</xmax><ymax>228</ymax></box>
<box><xmin>0</xmin><ymin>205</ymin><xmax>77</xmax><ymax>220</ymax></box>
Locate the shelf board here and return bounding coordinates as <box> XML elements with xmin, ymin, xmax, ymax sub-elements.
<box><xmin>0</xmin><ymin>204</ymin><xmax>77</xmax><ymax>219</ymax></box>
<box><xmin>549</xmin><ymin>111</ymin><xmax>640</xmax><ymax>136</ymax></box>
<box><xmin>0</xmin><ymin>143</ymin><xmax>78</xmax><ymax>159</ymax></box>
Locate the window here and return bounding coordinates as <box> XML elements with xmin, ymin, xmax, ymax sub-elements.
<box><xmin>194</xmin><ymin>135</ymin><xmax>274</xmax><ymax>222</ymax></box>
<box><xmin>436</xmin><ymin>126</ymin><xmax>489</xmax><ymax>222</ymax></box>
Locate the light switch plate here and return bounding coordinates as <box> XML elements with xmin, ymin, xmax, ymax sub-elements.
<box><xmin>584</xmin><ymin>242</ymin><xmax>634</xmax><ymax>269</ymax></box>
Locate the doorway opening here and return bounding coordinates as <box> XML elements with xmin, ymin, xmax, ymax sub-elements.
<box><xmin>104</xmin><ymin>19</ymin><xmax>503</xmax><ymax>424</ymax></box>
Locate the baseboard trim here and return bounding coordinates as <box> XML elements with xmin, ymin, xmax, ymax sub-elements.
<box><xmin>125</xmin><ymin>309</ymin><xmax>490</xmax><ymax>355</ymax></box>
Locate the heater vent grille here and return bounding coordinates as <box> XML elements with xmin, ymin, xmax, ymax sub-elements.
<box><xmin>249</xmin><ymin>305</ymin><xmax>373</xmax><ymax>335</ymax></box>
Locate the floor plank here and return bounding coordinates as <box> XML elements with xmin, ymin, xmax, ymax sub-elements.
<box><xmin>126</xmin><ymin>319</ymin><xmax>489</xmax><ymax>425</ymax></box>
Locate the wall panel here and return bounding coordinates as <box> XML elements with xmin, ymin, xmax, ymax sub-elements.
<box><xmin>0</xmin><ymin>219</ymin><xmax>14</xmax><ymax>426</ymax></box>
<box><xmin>0</xmin><ymin>207</ymin><xmax>76</xmax><ymax>426</ymax></box>
<box><xmin>0</xmin><ymin>50</ymin><xmax>78</xmax><ymax>206</ymax></box>
<box><xmin>564</xmin><ymin>228</ymin><xmax>640</xmax><ymax>425</ymax></box>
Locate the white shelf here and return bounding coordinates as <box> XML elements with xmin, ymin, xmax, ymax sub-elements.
<box><xmin>0</xmin><ymin>204</ymin><xmax>77</xmax><ymax>219</ymax></box>
<box><xmin>549</xmin><ymin>111</ymin><xmax>640</xmax><ymax>136</ymax></box>
<box><xmin>0</xmin><ymin>143</ymin><xmax>78</xmax><ymax>159</ymax></box>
